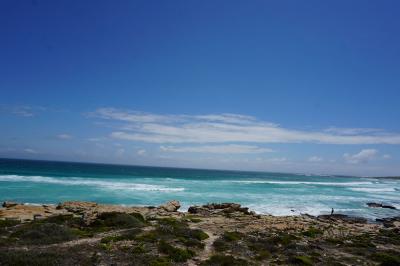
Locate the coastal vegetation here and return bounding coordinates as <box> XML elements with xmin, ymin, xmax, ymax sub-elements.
<box><xmin>0</xmin><ymin>201</ymin><xmax>399</xmax><ymax>265</ymax></box>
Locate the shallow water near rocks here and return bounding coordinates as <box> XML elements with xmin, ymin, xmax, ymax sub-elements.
<box><xmin>1</xmin><ymin>158</ymin><xmax>399</xmax><ymax>219</ymax></box>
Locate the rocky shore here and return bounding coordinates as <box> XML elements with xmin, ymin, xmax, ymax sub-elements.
<box><xmin>1</xmin><ymin>201</ymin><xmax>399</xmax><ymax>265</ymax></box>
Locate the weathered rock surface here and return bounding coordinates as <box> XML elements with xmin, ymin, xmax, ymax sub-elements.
<box><xmin>318</xmin><ymin>214</ymin><xmax>367</xmax><ymax>224</ymax></box>
<box><xmin>2</xmin><ymin>201</ymin><xmax>19</xmax><ymax>208</ymax></box>
<box><xmin>57</xmin><ymin>201</ymin><xmax>98</xmax><ymax>213</ymax></box>
<box><xmin>159</xmin><ymin>200</ymin><xmax>181</xmax><ymax>212</ymax></box>
<box><xmin>376</xmin><ymin>216</ymin><xmax>400</xmax><ymax>227</ymax></box>
<box><xmin>188</xmin><ymin>202</ymin><xmax>251</xmax><ymax>215</ymax></box>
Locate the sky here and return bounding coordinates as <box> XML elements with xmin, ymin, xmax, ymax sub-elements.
<box><xmin>1</xmin><ymin>0</ymin><xmax>400</xmax><ymax>176</ymax></box>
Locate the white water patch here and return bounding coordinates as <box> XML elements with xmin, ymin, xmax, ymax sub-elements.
<box><xmin>226</xmin><ymin>180</ymin><xmax>376</xmax><ymax>186</ymax></box>
<box><xmin>349</xmin><ymin>187</ymin><xmax>397</xmax><ymax>193</ymax></box>
<box><xmin>0</xmin><ymin>175</ymin><xmax>184</xmax><ymax>192</ymax></box>
<box><xmin>246</xmin><ymin>203</ymin><xmax>331</xmax><ymax>216</ymax></box>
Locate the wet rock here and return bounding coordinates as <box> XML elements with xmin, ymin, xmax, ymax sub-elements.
<box><xmin>376</xmin><ymin>216</ymin><xmax>400</xmax><ymax>228</ymax></box>
<box><xmin>318</xmin><ymin>214</ymin><xmax>367</xmax><ymax>224</ymax></box>
<box><xmin>2</xmin><ymin>201</ymin><xmax>19</xmax><ymax>208</ymax></box>
<box><xmin>159</xmin><ymin>200</ymin><xmax>181</xmax><ymax>212</ymax></box>
<box><xmin>367</xmin><ymin>202</ymin><xmax>396</xmax><ymax>209</ymax></box>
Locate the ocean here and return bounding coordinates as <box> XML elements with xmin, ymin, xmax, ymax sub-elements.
<box><xmin>0</xmin><ymin>158</ymin><xmax>399</xmax><ymax>220</ymax></box>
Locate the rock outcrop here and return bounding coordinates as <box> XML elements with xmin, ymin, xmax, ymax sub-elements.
<box><xmin>376</xmin><ymin>216</ymin><xmax>400</xmax><ymax>228</ymax></box>
<box><xmin>188</xmin><ymin>203</ymin><xmax>251</xmax><ymax>215</ymax></box>
<box><xmin>2</xmin><ymin>201</ymin><xmax>19</xmax><ymax>208</ymax></box>
<box><xmin>367</xmin><ymin>202</ymin><xmax>396</xmax><ymax>209</ymax></box>
<box><xmin>318</xmin><ymin>214</ymin><xmax>367</xmax><ymax>224</ymax></box>
<box><xmin>159</xmin><ymin>200</ymin><xmax>181</xmax><ymax>212</ymax></box>
<box><xmin>57</xmin><ymin>201</ymin><xmax>98</xmax><ymax>213</ymax></box>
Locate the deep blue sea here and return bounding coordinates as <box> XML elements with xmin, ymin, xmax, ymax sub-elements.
<box><xmin>0</xmin><ymin>158</ymin><xmax>399</xmax><ymax>219</ymax></box>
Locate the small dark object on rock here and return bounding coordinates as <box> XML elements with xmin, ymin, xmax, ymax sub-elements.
<box><xmin>2</xmin><ymin>201</ymin><xmax>19</xmax><ymax>208</ymax></box>
<box><xmin>318</xmin><ymin>214</ymin><xmax>367</xmax><ymax>224</ymax></box>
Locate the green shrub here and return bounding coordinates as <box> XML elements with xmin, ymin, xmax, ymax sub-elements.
<box><xmin>255</xmin><ymin>250</ymin><xmax>271</xmax><ymax>260</ymax></box>
<box><xmin>291</xmin><ymin>255</ymin><xmax>313</xmax><ymax>265</ymax></box>
<box><xmin>370</xmin><ymin>252</ymin><xmax>400</xmax><ymax>266</ymax></box>
<box><xmin>200</xmin><ymin>254</ymin><xmax>249</xmax><ymax>266</ymax></box>
<box><xmin>0</xmin><ymin>250</ymin><xmax>59</xmax><ymax>266</ymax></box>
<box><xmin>11</xmin><ymin>223</ymin><xmax>76</xmax><ymax>245</ymax></box>
<box><xmin>158</xmin><ymin>240</ymin><xmax>195</xmax><ymax>262</ymax></box>
<box><xmin>222</xmin><ymin>231</ymin><xmax>243</xmax><ymax>241</ymax></box>
<box><xmin>92</xmin><ymin>212</ymin><xmax>145</xmax><ymax>228</ymax></box>
<box><xmin>302</xmin><ymin>227</ymin><xmax>323</xmax><ymax>238</ymax></box>
<box><xmin>149</xmin><ymin>256</ymin><xmax>172</xmax><ymax>266</ymax></box>
<box><xmin>100</xmin><ymin>228</ymin><xmax>142</xmax><ymax>244</ymax></box>
<box><xmin>0</xmin><ymin>219</ymin><xmax>20</xmax><ymax>228</ymax></box>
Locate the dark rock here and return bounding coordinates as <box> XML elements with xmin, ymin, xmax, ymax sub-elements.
<box><xmin>367</xmin><ymin>202</ymin><xmax>383</xmax><ymax>208</ymax></box>
<box><xmin>376</xmin><ymin>216</ymin><xmax>400</xmax><ymax>228</ymax></box>
<box><xmin>188</xmin><ymin>203</ymin><xmax>251</xmax><ymax>215</ymax></box>
<box><xmin>2</xmin><ymin>201</ymin><xmax>19</xmax><ymax>208</ymax></box>
<box><xmin>382</xmin><ymin>205</ymin><xmax>396</xmax><ymax>210</ymax></box>
<box><xmin>367</xmin><ymin>202</ymin><xmax>396</xmax><ymax>209</ymax></box>
<box><xmin>318</xmin><ymin>214</ymin><xmax>367</xmax><ymax>224</ymax></box>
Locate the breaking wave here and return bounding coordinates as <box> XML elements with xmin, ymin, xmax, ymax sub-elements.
<box><xmin>0</xmin><ymin>175</ymin><xmax>184</xmax><ymax>192</ymax></box>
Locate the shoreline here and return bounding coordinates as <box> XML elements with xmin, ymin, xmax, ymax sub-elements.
<box><xmin>3</xmin><ymin>200</ymin><xmax>398</xmax><ymax>222</ymax></box>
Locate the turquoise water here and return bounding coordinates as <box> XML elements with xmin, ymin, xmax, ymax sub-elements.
<box><xmin>0</xmin><ymin>158</ymin><xmax>399</xmax><ymax>219</ymax></box>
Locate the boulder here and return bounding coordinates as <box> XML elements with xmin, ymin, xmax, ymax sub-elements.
<box><xmin>159</xmin><ymin>200</ymin><xmax>181</xmax><ymax>212</ymax></box>
<box><xmin>2</xmin><ymin>201</ymin><xmax>19</xmax><ymax>208</ymax></box>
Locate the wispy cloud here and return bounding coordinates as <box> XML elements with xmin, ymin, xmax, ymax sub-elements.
<box><xmin>324</xmin><ymin>127</ymin><xmax>383</xmax><ymax>135</ymax></box>
<box><xmin>57</xmin><ymin>134</ymin><xmax>72</xmax><ymax>140</ymax></box>
<box><xmin>160</xmin><ymin>144</ymin><xmax>273</xmax><ymax>154</ymax></box>
<box><xmin>91</xmin><ymin>108</ymin><xmax>400</xmax><ymax>145</ymax></box>
<box><xmin>24</xmin><ymin>148</ymin><xmax>38</xmax><ymax>154</ymax></box>
<box><xmin>343</xmin><ymin>149</ymin><xmax>377</xmax><ymax>164</ymax></box>
<box><xmin>308</xmin><ymin>156</ymin><xmax>323</xmax><ymax>162</ymax></box>
<box><xmin>137</xmin><ymin>149</ymin><xmax>146</xmax><ymax>155</ymax></box>
<box><xmin>0</xmin><ymin>105</ymin><xmax>45</xmax><ymax>117</ymax></box>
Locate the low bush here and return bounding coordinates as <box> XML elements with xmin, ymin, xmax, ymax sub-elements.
<box><xmin>0</xmin><ymin>250</ymin><xmax>59</xmax><ymax>266</ymax></box>
<box><xmin>11</xmin><ymin>223</ymin><xmax>76</xmax><ymax>245</ymax></box>
<box><xmin>158</xmin><ymin>240</ymin><xmax>195</xmax><ymax>262</ymax></box>
<box><xmin>91</xmin><ymin>212</ymin><xmax>145</xmax><ymax>229</ymax></box>
<box><xmin>200</xmin><ymin>254</ymin><xmax>249</xmax><ymax>266</ymax></box>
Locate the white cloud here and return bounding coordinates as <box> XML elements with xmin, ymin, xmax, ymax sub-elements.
<box><xmin>324</xmin><ymin>127</ymin><xmax>383</xmax><ymax>135</ymax></box>
<box><xmin>267</xmin><ymin>157</ymin><xmax>287</xmax><ymax>163</ymax></box>
<box><xmin>0</xmin><ymin>105</ymin><xmax>45</xmax><ymax>117</ymax></box>
<box><xmin>24</xmin><ymin>148</ymin><xmax>38</xmax><ymax>154</ymax></box>
<box><xmin>91</xmin><ymin>108</ymin><xmax>400</xmax><ymax>145</ymax></box>
<box><xmin>343</xmin><ymin>149</ymin><xmax>378</xmax><ymax>164</ymax></box>
<box><xmin>137</xmin><ymin>149</ymin><xmax>146</xmax><ymax>155</ymax></box>
<box><xmin>115</xmin><ymin>148</ymin><xmax>125</xmax><ymax>157</ymax></box>
<box><xmin>383</xmin><ymin>154</ymin><xmax>391</xmax><ymax>159</ymax></box>
<box><xmin>160</xmin><ymin>144</ymin><xmax>273</xmax><ymax>154</ymax></box>
<box><xmin>308</xmin><ymin>156</ymin><xmax>323</xmax><ymax>162</ymax></box>
<box><xmin>57</xmin><ymin>134</ymin><xmax>72</xmax><ymax>140</ymax></box>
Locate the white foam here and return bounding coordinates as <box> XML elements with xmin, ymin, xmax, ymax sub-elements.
<box><xmin>227</xmin><ymin>180</ymin><xmax>375</xmax><ymax>186</ymax></box>
<box><xmin>349</xmin><ymin>187</ymin><xmax>397</xmax><ymax>193</ymax></box>
<box><xmin>0</xmin><ymin>175</ymin><xmax>184</xmax><ymax>192</ymax></box>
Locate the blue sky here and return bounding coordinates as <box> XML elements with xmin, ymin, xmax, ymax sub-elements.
<box><xmin>1</xmin><ymin>0</ymin><xmax>400</xmax><ymax>176</ymax></box>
